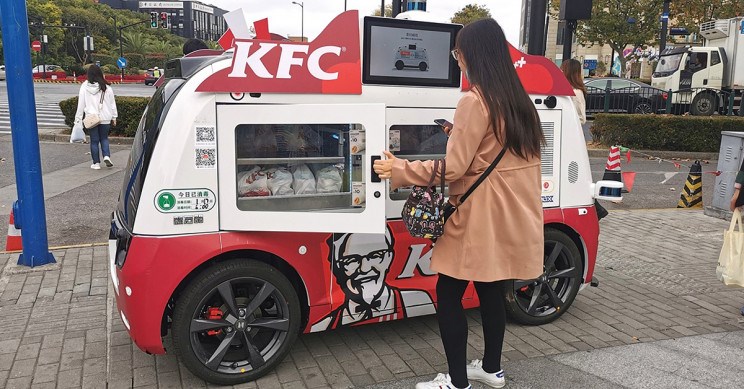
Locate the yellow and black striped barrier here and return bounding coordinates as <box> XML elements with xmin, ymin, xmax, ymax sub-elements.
<box><xmin>677</xmin><ymin>160</ymin><xmax>703</xmax><ymax>208</ymax></box>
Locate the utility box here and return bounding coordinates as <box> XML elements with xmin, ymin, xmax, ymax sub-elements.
<box><xmin>707</xmin><ymin>131</ymin><xmax>744</xmax><ymax>219</ymax></box>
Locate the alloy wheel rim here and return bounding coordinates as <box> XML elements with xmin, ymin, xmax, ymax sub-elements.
<box><xmin>189</xmin><ymin>277</ymin><xmax>290</xmax><ymax>374</ymax></box>
<box><xmin>513</xmin><ymin>242</ymin><xmax>581</xmax><ymax>317</ymax></box>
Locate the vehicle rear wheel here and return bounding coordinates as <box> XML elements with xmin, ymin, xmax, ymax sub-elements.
<box><xmin>691</xmin><ymin>93</ymin><xmax>717</xmax><ymax>116</ymax></box>
<box><xmin>395</xmin><ymin>60</ymin><xmax>405</xmax><ymax>70</ymax></box>
<box><xmin>504</xmin><ymin>229</ymin><xmax>583</xmax><ymax>325</ymax></box>
<box><xmin>419</xmin><ymin>62</ymin><xmax>428</xmax><ymax>71</ymax></box>
<box><xmin>172</xmin><ymin>260</ymin><xmax>301</xmax><ymax>385</ymax></box>
<box><xmin>632</xmin><ymin>100</ymin><xmax>653</xmax><ymax>114</ymax></box>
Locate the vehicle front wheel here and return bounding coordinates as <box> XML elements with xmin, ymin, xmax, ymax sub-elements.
<box><xmin>632</xmin><ymin>100</ymin><xmax>653</xmax><ymax>114</ymax></box>
<box><xmin>691</xmin><ymin>93</ymin><xmax>717</xmax><ymax>116</ymax></box>
<box><xmin>172</xmin><ymin>260</ymin><xmax>301</xmax><ymax>385</ymax></box>
<box><xmin>395</xmin><ymin>60</ymin><xmax>405</xmax><ymax>70</ymax></box>
<box><xmin>504</xmin><ymin>229</ymin><xmax>583</xmax><ymax>325</ymax></box>
<box><xmin>419</xmin><ymin>62</ymin><xmax>428</xmax><ymax>71</ymax></box>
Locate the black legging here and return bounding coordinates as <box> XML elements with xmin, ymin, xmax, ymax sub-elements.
<box><xmin>436</xmin><ymin>273</ymin><xmax>506</xmax><ymax>388</ymax></box>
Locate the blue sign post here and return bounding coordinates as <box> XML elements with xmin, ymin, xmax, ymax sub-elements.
<box><xmin>117</xmin><ymin>57</ymin><xmax>128</xmax><ymax>69</ymax></box>
<box><xmin>0</xmin><ymin>1</ymin><xmax>55</xmax><ymax>266</ymax></box>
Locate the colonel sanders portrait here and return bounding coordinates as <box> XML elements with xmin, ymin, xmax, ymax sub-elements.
<box><xmin>311</xmin><ymin>226</ymin><xmax>435</xmax><ymax>331</ymax></box>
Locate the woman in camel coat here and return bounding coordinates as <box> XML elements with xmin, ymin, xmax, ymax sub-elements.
<box><xmin>374</xmin><ymin>19</ymin><xmax>544</xmax><ymax>389</ymax></box>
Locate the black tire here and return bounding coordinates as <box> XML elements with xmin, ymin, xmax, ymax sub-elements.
<box><xmin>632</xmin><ymin>99</ymin><xmax>653</xmax><ymax>114</ymax></box>
<box><xmin>690</xmin><ymin>92</ymin><xmax>717</xmax><ymax>116</ymax></box>
<box><xmin>419</xmin><ymin>62</ymin><xmax>428</xmax><ymax>71</ymax></box>
<box><xmin>504</xmin><ymin>229</ymin><xmax>583</xmax><ymax>325</ymax></box>
<box><xmin>172</xmin><ymin>260</ymin><xmax>301</xmax><ymax>385</ymax></box>
<box><xmin>395</xmin><ymin>60</ymin><xmax>405</xmax><ymax>70</ymax></box>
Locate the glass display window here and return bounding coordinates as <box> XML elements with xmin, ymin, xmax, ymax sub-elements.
<box><xmin>235</xmin><ymin>124</ymin><xmax>367</xmax><ymax>212</ymax></box>
<box><xmin>388</xmin><ymin>124</ymin><xmax>448</xmax><ymax>201</ymax></box>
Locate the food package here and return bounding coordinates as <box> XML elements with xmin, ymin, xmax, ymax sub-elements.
<box><xmin>349</xmin><ymin>130</ymin><xmax>365</xmax><ymax>154</ymax></box>
<box><xmin>265</xmin><ymin>167</ymin><xmax>294</xmax><ymax>196</ymax></box>
<box><xmin>316</xmin><ymin>165</ymin><xmax>343</xmax><ymax>193</ymax></box>
<box><xmin>352</xmin><ymin>182</ymin><xmax>366</xmax><ymax>206</ymax></box>
<box><xmin>237</xmin><ymin>166</ymin><xmax>270</xmax><ymax>197</ymax></box>
<box><xmin>292</xmin><ymin>164</ymin><xmax>317</xmax><ymax>195</ymax></box>
<box><xmin>275</xmin><ymin>125</ymin><xmax>322</xmax><ymax>157</ymax></box>
<box><xmin>237</xmin><ymin>125</ymin><xmax>277</xmax><ymax>158</ymax></box>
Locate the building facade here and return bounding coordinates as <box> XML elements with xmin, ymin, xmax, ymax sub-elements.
<box><xmin>101</xmin><ymin>0</ymin><xmax>228</xmax><ymax>41</ymax></box>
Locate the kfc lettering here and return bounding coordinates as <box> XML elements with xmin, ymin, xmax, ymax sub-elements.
<box><xmin>198</xmin><ymin>10</ymin><xmax>361</xmax><ymax>94</ymax></box>
<box><xmin>228</xmin><ymin>42</ymin><xmax>342</xmax><ymax>81</ymax></box>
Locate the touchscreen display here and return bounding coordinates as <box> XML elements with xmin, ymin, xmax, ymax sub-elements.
<box><xmin>363</xmin><ymin>17</ymin><xmax>461</xmax><ymax>87</ymax></box>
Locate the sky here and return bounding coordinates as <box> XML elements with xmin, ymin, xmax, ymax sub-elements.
<box><xmin>206</xmin><ymin>1</ymin><xmax>522</xmax><ymax>45</ymax></box>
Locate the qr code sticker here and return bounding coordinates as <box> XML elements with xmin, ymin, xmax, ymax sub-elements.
<box><xmin>195</xmin><ymin>148</ymin><xmax>216</xmax><ymax>169</ymax></box>
<box><xmin>195</xmin><ymin>126</ymin><xmax>216</xmax><ymax>146</ymax></box>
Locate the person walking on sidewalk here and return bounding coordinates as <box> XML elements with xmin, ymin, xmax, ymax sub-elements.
<box><xmin>374</xmin><ymin>19</ymin><xmax>544</xmax><ymax>389</ymax></box>
<box><xmin>74</xmin><ymin>65</ymin><xmax>117</xmax><ymax>170</ymax></box>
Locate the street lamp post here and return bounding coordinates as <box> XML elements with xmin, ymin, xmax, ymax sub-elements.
<box><xmin>291</xmin><ymin>1</ymin><xmax>304</xmax><ymax>42</ymax></box>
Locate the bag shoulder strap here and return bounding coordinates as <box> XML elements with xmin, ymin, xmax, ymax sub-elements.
<box><xmin>730</xmin><ymin>208</ymin><xmax>743</xmax><ymax>232</ymax></box>
<box><xmin>457</xmin><ymin>146</ymin><xmax>508</xmax><ymax>205</ymax></box>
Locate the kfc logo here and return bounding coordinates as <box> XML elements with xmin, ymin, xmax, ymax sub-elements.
<box><xmin>229</xmin><ymin>42</ymin><xmax>343</xmax><ymax>81</ymax></box>
<box><xmin>311</xmin><ymin>227</ymin><xmax>435</xmax><ymax>331</ymax></box>
<box><xmin>198</xmin><ymin>10</ymin><xmax>361</xmax><ymax>94</ymax></box>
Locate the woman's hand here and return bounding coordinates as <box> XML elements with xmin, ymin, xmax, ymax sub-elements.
<box><xmin>373</xmin><ymin>150</ymin><xmax>397</xmax><ymax>180</ymax></box>
<box><xmin>112</xmin><ymin>119</ymin><xmax>117</xmax><ymax>127</ymax></box>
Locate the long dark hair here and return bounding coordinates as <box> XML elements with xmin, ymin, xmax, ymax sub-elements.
<box><xmin>456</xmin><ymin>19</ymin><xmax>543</xmax><ymax>160</ymax></box>
<box><xmin>86</xmin><ymin>65</ymin><xmax>109</xmax><ymax>93</ymax></box>
<box><xmin>560</xmin><ymin>59</ymin><xmax>586</xmax><ymax>97</ymax></box>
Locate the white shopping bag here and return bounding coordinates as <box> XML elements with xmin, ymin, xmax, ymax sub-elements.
<box><xmin>70</xmin><ymin>122</ymin><xmax>86</xmax><ymax>143</ymax></box>
<box><xmin>717</xmin><ymin>209</ymin><xmax>744</xmax><ymax>287</ymax></box>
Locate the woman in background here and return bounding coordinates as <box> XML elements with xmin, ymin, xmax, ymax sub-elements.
<box><xmin>560</xmin><ymin>59</ymin><xmax>587</xmax><ymax>125</ymax></box>
<box><xmin>74</xmin><ymin>65</ymin><xmax>117</xmax><ymax>169</ymax></box>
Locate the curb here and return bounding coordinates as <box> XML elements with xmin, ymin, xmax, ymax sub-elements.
<box><xmin>38</xmin><ymin>131</ymin><xmax>134</xmax><ymax>146</ymax></box>
<box><xmin>587</xmin><ymin>148</ymin><xmax>718</xmax><ymax>161</ymax></box>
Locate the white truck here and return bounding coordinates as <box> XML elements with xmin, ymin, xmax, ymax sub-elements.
<box><xmin>652</xmin><ymin>17</ymin><xmax>744</xmax><ymax>116</ymax></box>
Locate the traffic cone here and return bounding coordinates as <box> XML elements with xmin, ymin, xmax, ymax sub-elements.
<box><xmin>602</xmin><ymin>146</ymin><xmax>624</xmax><ymax>189</ymax></box>
<box><xmin>677</xmin><ymin>161</ymin><xmax>703</xmax><ymax>208</ymax></box>
<box><xmin>5</xmin><ymin>210</ymin><xmax>22</xmax><ymax>251</ymax></box>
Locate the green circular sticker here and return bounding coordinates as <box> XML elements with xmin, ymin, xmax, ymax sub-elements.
<box><xmin>157</xmin><ymin>192</ymin><xmax>176</xmax><ymax>211</ymax></box>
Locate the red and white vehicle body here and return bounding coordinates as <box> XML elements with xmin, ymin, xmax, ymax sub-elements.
<box><xmin>109</xmin><ymin>10</ymin><xmax>619</xmax><ymax>385</ymax></box>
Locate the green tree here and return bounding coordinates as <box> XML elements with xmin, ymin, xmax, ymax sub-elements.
<box><xmin>551</xmin><ymin>0</ymin><xmax>661</xmax><ymax>76</ymax></box>
<box><xmin>451</xmin><ymin>4</ymin><xmax>492</xmax><ymax>25</ymax></box>
<box><xmin>372</xmin><ymin>4</ymin><xmax>393</xmax><ymax>17</ymax></box>
<box><xmin>122</xmin><ymin>31</ymin><xmax>148</xmax><ymax>56</ymax></box>
<box><xmin>671</xmin><ymin>0</ymin><xmax>740</xmax><ymax>35</ymax></box>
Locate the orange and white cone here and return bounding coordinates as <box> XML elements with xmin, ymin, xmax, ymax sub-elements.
<box><xmin>5</xmin><ymin>210</ymin><xmax>22</xmax><ymax>251</ymax></box>
<box><xmin>601</xmin><ymin>146</ymin><xmax>624</xmax><ymax>190</ymax></box>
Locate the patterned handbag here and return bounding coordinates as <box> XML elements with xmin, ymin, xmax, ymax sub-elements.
<box><xmin>402</xmin><ymin>159</ymin><xmax>446</xmax><ymax>240</ymax></box>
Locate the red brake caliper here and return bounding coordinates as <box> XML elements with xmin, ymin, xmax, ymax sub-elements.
<box><xmin>206</xmin><ymin>307</ymin><xmax>224</xmax><ymax>336</ymax></box>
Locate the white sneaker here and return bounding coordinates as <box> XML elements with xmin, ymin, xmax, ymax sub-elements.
<box><xmin>415</xmin><ymin>373</ymin><xmax>471</xmax><ymax>389</ymax></box>
<box><xmin>90</xmin><ymin>163</ymin><xmax>101</xmax><ymax>170</ymax></box>
<box><xmin>103</xmin><ymin>156</ymin><xmax>113</xmax><ymax>167</ymax></box>
<box><xmin>466</xmin><ymin>360</ymin><xmax>505</xmax><ymax>388</ymax></box>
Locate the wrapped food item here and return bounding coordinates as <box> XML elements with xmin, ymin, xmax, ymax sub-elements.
<box><xmin>265</xmin><ymin>166</ymin><xmax>294</xmax><ymax>196</ymax></box>
<box><xmin>275</xmin><ymin>125</ymin><xmax>322</xmax><ymax>157</ymax></box>
<box><xmin>292</xmin><ymin>164</ymin><xmax>317</xmax><ymax>195</ymax></box>
<box><xmin>237</xmin><ymin>166</ymin><xmax>270</xmax><ymax>197</ymax></box>
<box><xmin>349</xmin><ymin>130</ymin><xmax>365</xmax><ymax>154</ymax></box>
<box><xmin>352</xmin><ymin>182</ymin><xmax>366</xmax><ymax>206</ymax></box>
<box><xmin>316</xmin><ymin>165</ymin><xmax>343</xmax><ymax>193</ymax></box>
<box><xmin>237</xmin><ymin>125</ymin><xmax>277</xmax><ymax>158</ymax></box>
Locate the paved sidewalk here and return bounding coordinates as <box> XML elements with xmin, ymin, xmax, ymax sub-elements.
<box><xmin>0</xmin><ymin>209</ymin><xmax>743</xmax><ymax>388</ymax></box>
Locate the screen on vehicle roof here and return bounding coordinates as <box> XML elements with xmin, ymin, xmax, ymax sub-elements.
<box><xmin>363</xmin><ymin>17</ymin><xmax>462</xmax><ymax>88</ymax></box>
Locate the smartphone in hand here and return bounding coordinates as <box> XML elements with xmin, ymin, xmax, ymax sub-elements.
<box><xmin>434</xmin><ymin>119</ymin><xmax>453</xmax><ymax>130</ymax></box>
